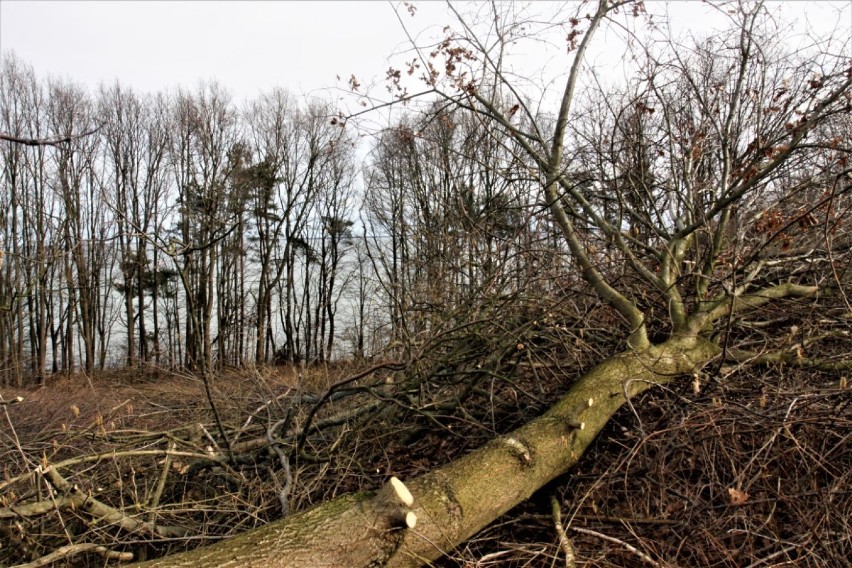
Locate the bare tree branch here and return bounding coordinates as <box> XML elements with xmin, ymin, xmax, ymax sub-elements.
<box><xmin>0</xmin><ymin>124</ymin><xmax>102</xmax><ymax>147</ymax></box>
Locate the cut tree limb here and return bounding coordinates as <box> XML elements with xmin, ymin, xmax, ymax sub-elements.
<box><xmin>132</xmin><ymin>476</ymin><xmax>418</xmax><ymax>567</ymax></box>
<box><xmin>10</xmin><ymin>543</ymin><xmax>133</xmax><ymax>568</ymax></box>
<box><xmin>130</xmin><ymin>335</ymin><xmax>719</xmax><ymax>568</ymax></box>
<box><xmin>551</xmin><ymin>495</ymin><xmax>576</xmax><ymax>568</ymax></box>
<box><xmin>385</xmin><ymin>336</ymin><xmax>717</xmax><ymax>567</ymax></box>
<box><xmin>697</xmin><ymin>283</ymin><xmax>819</xmax><ymax>331</ymax></box>
<box><xmin>39</xmin><ymin>466</ymin><xmax>189</xmax><ymax>539</ymax></box>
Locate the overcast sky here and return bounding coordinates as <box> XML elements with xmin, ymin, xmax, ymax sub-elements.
<box><xmin>0</xmin><ymin>1</ymin><xmax>457</xmax><ymax>103</ymax></box>
<box><xmin>1</xmin><ymin>1</ymin><xmax>849</xmax><ymax>108</ymax></box>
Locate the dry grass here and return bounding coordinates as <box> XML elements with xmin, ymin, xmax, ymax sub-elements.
<box><xmin>0</xmin><ymin>362</ymin><xmax>368</xmax><ymax>566</ymax></box>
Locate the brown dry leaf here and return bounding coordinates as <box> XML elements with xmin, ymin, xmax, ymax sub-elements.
<box><xmin>727</xmin><ymin>487</ymin><xmax>749</xmax><ymax>506</ymax></box>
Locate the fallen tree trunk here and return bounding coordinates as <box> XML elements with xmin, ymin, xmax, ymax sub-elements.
<box><xmin>133</xmin><ymin>335</ymin><xmax>719</xmax><ymax>568</ymax></box>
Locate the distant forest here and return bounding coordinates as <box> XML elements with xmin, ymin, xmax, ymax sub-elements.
<box><xmin>0</xmin><ymin>53</ymin><xmax>559</xmax><ymax>384</ymax></box>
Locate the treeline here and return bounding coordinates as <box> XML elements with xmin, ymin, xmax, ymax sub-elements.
<box><xmin>0</xmin><ymin>54</ymin><xmax>560</xmax><ymax>385</ymax></box>
<box><xmin>7</xmin><ymin>8</ymin><xmax>845</xmax><ymax>389</ymax></box>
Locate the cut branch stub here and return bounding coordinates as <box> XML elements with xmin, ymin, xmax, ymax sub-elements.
<box><xmin>566</xmin><ymin>398</ymin><xmax>594</xmax><ymax>430</ymax></box>
<box><xmin>374</xmin><ymin>476</ymin><xmax>417</xmax><ymax>529</ymax></box>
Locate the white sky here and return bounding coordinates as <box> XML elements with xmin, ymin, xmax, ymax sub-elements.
<box><xmin>1</xmin><ymin>1</ymin><xmax>849</xmax><ymax>109</ymax></box>
<box><xmin>0</xmin><ymin>1</ymin><xmax>456</xmax><ymax>103</ymax></box>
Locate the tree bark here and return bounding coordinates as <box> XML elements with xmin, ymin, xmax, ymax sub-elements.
<box><xmin>134</xmin><ymin>477</ymin><xmax>417</xmax><ymax>568</ymax></box>
<box><xmin>132</xmin><ymin>335</ymin><xmax>720</xmax><ymax>568</ymax></box>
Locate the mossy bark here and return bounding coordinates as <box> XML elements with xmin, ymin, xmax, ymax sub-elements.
<box><xmin>132</xmin><ymin>336</ymin><xmax>720</xmax><ymax>568</ymax></box>
<box><xmin>388</xmin><ymin>335</ymin><xmax>719</xmax><ymax>566</ymax></box>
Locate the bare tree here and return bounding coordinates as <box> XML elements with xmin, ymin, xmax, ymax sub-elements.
<box><xmin>49</xmin><ymin>78</ymin><xmax>105</xmax><ymax>374</ymax></box>
<box><xmin>257</xmin><ymin>100</ymin><xmax>351</xmax><ymax>364</ymax></box>
<box><xmin>99</xmin><ymin>83</ymin><xmax>171</xmax><ymax>368</ymax></box>
<box><xmin>165</xmin><ymin>81</ymin><xmax>241</xmax><ymax>372</ymax></box>
<box><xmin>1</xmin><ymin>55</ymin><xmax>62</xmax><ymax>385</ymax></box>
<box><xmin>0</xmin><ymin>53</ymin><xmax>35</xmax><ymax>385</ymax></box>
<box><xmin>242</xmin><ymin>89</ymin><xmax>305</xmax><ymax>365</ymax></box>
<box><xmin>126</xmin><ymin>2</ymin><xmax>852</xmax><ymax>566</ymax></box>
<box><xmin>362</xmin><ymin>104</ymin><xmax>548</xmax><ymax>353</ymax></box>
